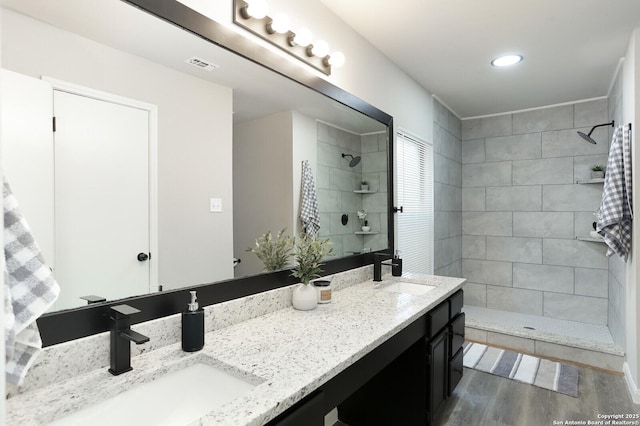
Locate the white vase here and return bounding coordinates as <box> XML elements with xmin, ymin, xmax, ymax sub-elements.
<box><xmin>292</xmin><ymin>283</ymin><xmax>318</xmax><ymax>311</ymax></box>
<box><xmin>361</xmin><ymin>226</ymin><xmax>371</xmax><ymax>232</ymax></box>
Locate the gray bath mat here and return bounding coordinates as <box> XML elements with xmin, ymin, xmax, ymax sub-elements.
<box><xmin>463</xmin><ymin>342</ymin><xmax>579</xmax><ymax>397</ymax></box>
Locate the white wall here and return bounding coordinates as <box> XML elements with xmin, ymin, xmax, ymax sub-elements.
<box><xmin>0</xmin><ymin>4</ymin><xmax>6</xmax><ymax>421</ymax></box>
<box><xmin>623</xmin><ymin>27</ymin><xmax>640</xmax><ymax>403</ymax></box>
<box><xmin>1</xmin><ymin>9</ymin><xmax>234</xmax><ymax>290</ymax></box>
<box><xmin>178</xmin><ymin>0</ymin><xmax>434</xmax><ymax>144</ymax></box>
<box><xmin>291</xmin><ymin>111</ymin><xmax>318</xmax><ymax>236</ymax></box>
<box><xmin>233</xmin><ymin>111</ymin><xmax>294</xmax><ymax>276</ymax></box>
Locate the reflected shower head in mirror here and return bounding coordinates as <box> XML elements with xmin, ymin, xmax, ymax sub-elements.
<box><xmin>577</xmin><ymin>120</ymin><xmax>614</xmax><ymax>144</ymax></box>
<box><xmin>341</xmin><ymin>153</ymin><xmax>361</xmax><ymax>167</ymax></box>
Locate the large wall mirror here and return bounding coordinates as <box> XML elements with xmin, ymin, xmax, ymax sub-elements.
<box><xmin>1</xmin><ymin>0</ymin><xmax>393</xmax><ymax>344</ymax></box>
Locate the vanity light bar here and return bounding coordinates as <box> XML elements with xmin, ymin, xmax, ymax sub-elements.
<box><xmin>233</xmin><ymin>0</ymin><xmax>341</xmax><ymax>75</ymax></box>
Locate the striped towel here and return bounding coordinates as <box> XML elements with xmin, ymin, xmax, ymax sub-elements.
<box><xmin>4</xmin><ymin>179</ymin><xmax>60</xmax><ymax>385</ymax></box>
<box><xmin>299</xmin><ymin>160</ymin><xmax>320</xmax><ymax>236</ymax></box>
<box><xmin>597</xmin><ymin>125</ymin><xmax>633</xmax><ymax>261</ymax></box>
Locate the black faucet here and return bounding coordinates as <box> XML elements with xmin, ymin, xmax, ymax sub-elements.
<box><xmin>108</xmin><ymin>304</ymin><xmax>150</xmax><ymax>376</ymax></box>
<box><xmin>373</xmin><ymin>253</ymin><xmax>400</xmax><ymax>282</ymax></box>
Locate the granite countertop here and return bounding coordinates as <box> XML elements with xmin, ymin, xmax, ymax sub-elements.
<box><xmin>7</xmin><ymin>274</ymin><xmax>465</xmax><ymax>426</ymax></box>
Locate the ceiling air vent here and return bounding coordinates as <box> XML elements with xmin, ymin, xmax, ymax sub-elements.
<box><xmin>184</xmin><ymin>57</ymin><xmax>220</xmax><ymax>72</ymax></box>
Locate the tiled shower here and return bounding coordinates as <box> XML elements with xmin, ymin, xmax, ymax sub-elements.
<box><xmin>434</xmin><ymin>90</ymin><xmax>627</xmax><ymax>350</ymax></box>
<box><xmin>316</xmin><ymin>122</ymin><xmax>388</xmax><ymax>258</ymax></box>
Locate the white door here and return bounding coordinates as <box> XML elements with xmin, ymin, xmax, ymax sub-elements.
<box><xmin>1</xmin><ymin>69</ymin><xmax>55</xmax><ymax>264</ymax></box>
<box><xmin>53</xmin><ymin>90</ymin><xmax>151</xmax><ymax>310</ymax></box>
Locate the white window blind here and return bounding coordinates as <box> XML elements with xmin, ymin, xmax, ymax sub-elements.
<box><xmin>396</xmin><ymin>131</ymin><xmax>434</xmax><ymax>274</ymax></box>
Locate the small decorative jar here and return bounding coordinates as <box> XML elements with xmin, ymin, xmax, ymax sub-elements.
<box><xmin>313</xmin><ymin>280</ymin><xmax>332</xmax><ymax>304</ymax></box>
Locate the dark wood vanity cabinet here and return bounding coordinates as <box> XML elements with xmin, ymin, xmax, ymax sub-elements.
<box><xmin>336</xmin><ymin>289</ymin><xmax>465</xmax><ymax>426</ymax></box>
<box><xmin>266</xmin><ymin>289</ymin><xmax>465</xmax><ymax>426</ymax></box>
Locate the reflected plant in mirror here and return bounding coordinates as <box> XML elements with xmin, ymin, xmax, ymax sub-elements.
<box><xmin>246</xmin><ymin>229</ymin><xmax>294</xmax><ymax>272</ymax></box>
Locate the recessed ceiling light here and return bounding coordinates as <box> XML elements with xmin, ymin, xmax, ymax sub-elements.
<box><xmin>491</xmin><ymin>54</ymin><xmax>523</xmax><ymax>67</ymax></box>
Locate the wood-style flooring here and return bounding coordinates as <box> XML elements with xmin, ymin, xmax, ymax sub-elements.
<box><xmin>436</xmin><ymin>367</ymin><xmax>640</xmax><ymax>426</ymax></box>
<box><xmin>333</xmin><ymin>366</ymin><xmax>639</xmax><ymax>426</ymax></box>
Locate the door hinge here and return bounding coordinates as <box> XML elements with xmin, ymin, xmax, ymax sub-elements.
<box><xmin>52</xmin><ymin>116</ymin><xmax>56</xmax><ymax>132</ymax></box>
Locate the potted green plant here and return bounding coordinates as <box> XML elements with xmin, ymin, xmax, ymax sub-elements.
<box><xmin>361</xmin><ymin>179</ymin><xmax>369</xmax><ymax>191</ymax></box>
<box><xmin>246</xmin><ymin>229</ymin><xmax>293</xmax><ymax>271</ymax></box>
<box><xmin>591</xmin><ymin>164</ymin><xmax>605</xmax><ymax>179</ymax></box>
<box><xmin>290</xmin><ymin>233</ymin><xmax>333</xmax><ymax>310</ymax></box>
<box><xmin>357</xmin><ymin>210</ymin><xmax>370</xmax><ymax>232</ymax></box>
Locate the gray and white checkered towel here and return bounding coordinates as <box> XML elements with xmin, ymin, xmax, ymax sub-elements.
<box><xmin>4</xmin><ymin>179</ymin><xmax>59</xmax><ymax>385</ymax></box>
<box><xmin>597</xmin><ymin>125</ymin><xmax>633</xmax><ymax>261</ymax></box>
<box><xmin>299</xmin><ymin>160</ymin><xmax>320</xmax><ymax>236</ymax></box>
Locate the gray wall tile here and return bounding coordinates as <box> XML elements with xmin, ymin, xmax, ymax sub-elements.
<box><xmin>436</xmin><ymin>184</ymin><xmax>462</xmax><ymax>211</ymax></box>
<box><xmin>486</xmin><ymin>236</ymin><xmax>542</xmax><ymax>263</ymax></box>
<box><xmin>543</xmin><ymin>184</ymin><xmax>602</xmax><ymax>212</ymax></box>
<box><xmin>486</xmin><ymin>186</ymin><xmax>541</xmax><ymax>211</ymax></box>
<box><xmin>574</xmin><ymin>211</ymin><xmax>598</xmax><ymax>238</ymax></box>
<box><xmin>513</xmin><ymin>212</ymin><xmax>574</xmax><ymax>238</ymax></box>
<box><xmin>435</xmin><ymin>236</ymin><xmax>462</xmax><ymax>269</ymax></box>
<box><xmin>574</xmin><ymin>99</ymin><xmax>608</xmax><ymax>128</ymax></box>
<box><xmin>463</xmin><ymin>282</ymin><xmax>487</xmax><ymax>307</ymax></box>
<box><xmin>512</xmin><ymin>157</ymin><xmax>573</xmax><ymax>185</ymax></box>
<box><xmin>513</xmin><ymin>263</ymin><xmax>574</xmax><ymax>293</ymax></box>
<box><xmin>462</xmin><ymin>115</ymin><xmax>512</xmax><ymax>140</ymax></box>
<box><xmin>462</xmin><ymin>235</ymin><xmax>486</xmax><ymax>259</ymax></box>
<box><xmin>485</xmin><ymin>133</ymin><xmax>541</xmax><ymax>161</ymax></box>
<box><xmin>463</xmin><ymin>212</ymin><xmax>512</xmax><ymax>236</ymax></box>
<box><xmin>462</xmin><ymin>188</ymin><xmax>485</xmax><ymax>211</ymax></box>
<box><xmin>462</xmin><ymin>259</ymin><xmax>512</xmax><ymax>286</ymax></box>
<box><xmin>462</xmin><ymin>162</ymin><xmax>512</xmax><ymax>187</ymax></box>
<box><xmin>574</xmin><ymin>154</ymin><xmax>609</xmax><ymax>182</ymax></box>
<box><xmin>486</xmin><ymin>286</ymin><xmax>543</xmax><ymax>315</ymax></box>
<box><xmin>542</xmin><ymin>128</ymin><xmax>609</xmax><ymax>157</ymax></box>
<box><xmin>513</xmin><ymin>105</ymin><xmax>573</xmax><ymax>133</ymax></box>
<box><xmin>575</xmin><ymin>267</ymin><xmax>608</xmax><ymax>298</ymax></box>
<box><xmin>609</xmin><ymin>254</ymin><xmax>626</xmax><ymax>287</ymax></box>
<box><xmin>462</xmin><ymin>139</ymin><xmax>486</xmax><ymax>164</ymax></box>
<box><xmin>542</xmin><ymin>239</ymin><xmax>608</xmax><ymax>269</ymax></box>
<box><xmin>543</xmin><ymin>293</ymin><xmax>607</xmax><ymax>324</ymax></box>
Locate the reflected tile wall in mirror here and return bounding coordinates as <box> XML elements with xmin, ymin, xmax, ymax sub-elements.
<box><xmin>316</xmin><ymin>122</ymin><xmax>388</xmax><ymax>257</ymax></box>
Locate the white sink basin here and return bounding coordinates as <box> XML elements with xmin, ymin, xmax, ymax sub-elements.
<box><xmin>50</xmin><ymin>362</ymin><xmax>257</xmax><ymax>426</ymax></box>
<box><xmin>380</xmin><ymin>282</ymin><xmax>436</xmax><ymax>296</ymax></box>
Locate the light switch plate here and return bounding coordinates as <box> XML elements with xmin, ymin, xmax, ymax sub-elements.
<box><xmin>209</xmin><ymin>197</ymin><xmax>222</xmax><ymax>213</ymax></box>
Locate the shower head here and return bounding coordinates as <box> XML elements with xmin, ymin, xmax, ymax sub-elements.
<box><xmin>577</xmin><ymin>121</ymin><xmax>614</xmax><ymax>144</ymax></box>
<box><xmin>341</xmin><ymin>153</ymin><xmax>361</xmax><ymax>167</ymax></box>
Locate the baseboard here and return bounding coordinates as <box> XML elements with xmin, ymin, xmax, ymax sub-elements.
<box><xmin>623</xmin><ymin>362</ymin><xmax>640</xmax><ymax>404</ymax></box>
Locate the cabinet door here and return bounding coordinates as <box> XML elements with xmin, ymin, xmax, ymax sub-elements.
<box><xmin>449</xmin><ymin>346</ymin><xmax>464</xmax><ymax>395</ymax></box>
<box><xmin>427</xmin><ymin>329</ymin><xmax>449</xmax><ymax>424</ymax></box>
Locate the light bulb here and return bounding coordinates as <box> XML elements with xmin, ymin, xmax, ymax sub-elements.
<box><xmin>269</xmin><ymin>13</ymin><xmax>290</xmax><ymax>34</ymax></box>
<box><xmin>491</xmin><ymin>54</ymin><xmax>523</xmax><ymax>67</ymax></box>
<box><xmin>292</xmin><ymin>27</ymin><xmax>312</xmax><ymax>47</ymax></box>
<box><xmin>246</xmin><ymin>0</ymin><xmax>268</xmax><ymax>19</ymax></box>
<box><xmin>311</xmin><ymin>40</ymin><xmax>329</xmax><ymax>57</ymax></box>
<box><xmin>328</xmin><ymin>51</ymin><xmax>345</xmax><ymax>68</ymax></box>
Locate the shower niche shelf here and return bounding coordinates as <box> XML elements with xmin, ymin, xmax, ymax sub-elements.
<box><xmin>576</xmin><ymin>178</ymin><xmax>604</xmax><ymax>184</ymax></box>
<box><xmin>354</xmin><ymin>231</ymin><xmax>378</xmax><ymax>235</ymax></box>
<box><xmin>576</xmin><ymin>236</ymin><xmax>605</xmax><ymax>244</ymax></box>
<box><xmin>353</xmin><ymin>189</ymin><xmax>377</xmax><ymax>194</ymax></box>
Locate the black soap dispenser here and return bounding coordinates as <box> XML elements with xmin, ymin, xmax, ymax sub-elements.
<box><xmin>392</xmin><ymin>250</ymin><xmax>403</xmax><ymax>277</ymax></box>
<box><xmin>182</xmin><ymin>290</ymin><xmax>204</xmax><ymax>352</ymax></box>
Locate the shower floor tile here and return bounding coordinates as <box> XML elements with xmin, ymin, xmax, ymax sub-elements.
<box><xmin>463</xmin><ymin>305</ymin><xmax>615</xmax><ymax>346</ymax></box>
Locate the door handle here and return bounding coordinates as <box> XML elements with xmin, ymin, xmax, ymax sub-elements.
<box><xmin>137</xmin><ymin>252</ymin><xmax>149</xmax><ymax>262</ymax></box>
